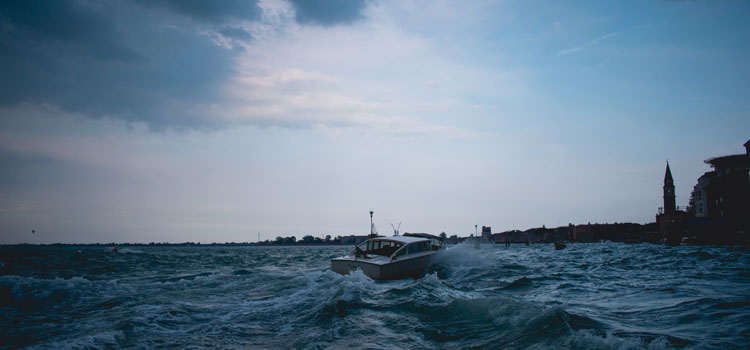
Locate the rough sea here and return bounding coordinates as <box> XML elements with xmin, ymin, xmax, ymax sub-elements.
<box><xmin>1</xmin><ymin>243</ymin><xmax>748</xmax><ymax>349</ymax></box>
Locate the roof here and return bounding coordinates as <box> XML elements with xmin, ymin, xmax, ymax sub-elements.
<box><xmin>704</xmin><ymin>154</ymin><xmax>750</xmax><ymax>167</ymax></box>
<box><xmin>664</xmin><ymin>162</ymin><xmax>674</xmax><ymax>183</ymax></box>
<box><xmin>368</xmin><ymin>236</ymin><xmax>427</xmax><ymax>244</ymax></box>
<box><xmin>403</xmin><ymin>232</ymin><xmax>443</xmax><ymax>241</ymax></box>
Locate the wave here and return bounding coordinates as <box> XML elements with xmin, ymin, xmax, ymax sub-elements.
<box><xmin>115</xmin><ymin>248</ymin><xmax>143</xmax><ymax>254</ymax></box>
<box><xmin>503</xmin><ymin>276</ymin><xmax>533</xmax><ymax>290</ymax></box>
<box><xmin>0</xmin><ymin>244</ymin><xmax>746</xmax><ymax>349</ymax></box>
<box><xmin>237</xmin><ymin>267</ymin><xmax>664</xmax><ymax>349</ymax></box>
<box><xmin>26</xmin><ymin>331</ymin><xmax>124</xmax><ymax>350</ymax></box>
<box><xmin>0</xmin><ymin>275</ymin><xmax>92</xmax><ymax>308</ymax></box>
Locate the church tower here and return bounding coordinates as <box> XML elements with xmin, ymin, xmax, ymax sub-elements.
<box><xmin>663</xmin><ymin>162</ymin><xmax>676</xmax><ymax>214</ymax></box>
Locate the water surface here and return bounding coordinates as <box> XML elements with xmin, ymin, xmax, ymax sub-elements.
<box><xmin>1</xmin><ymin>243</ymin><xmax>748</xmax><ymax>349</ymax></box>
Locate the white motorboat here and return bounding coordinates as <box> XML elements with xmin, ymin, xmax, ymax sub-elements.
<box><xmin>331</xmin><ymin>233</ymin><xmax>445</xmax><ymax>280</ymax></box>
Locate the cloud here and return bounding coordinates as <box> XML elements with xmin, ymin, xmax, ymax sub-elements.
<box><xmin>0</xmin><ymin>148</ymin><xmax>56</xmax><ymax>186</ymax></box>
<box><xmin>219</xmin><ymin>27</ymin><xmax>253</xmax><ymax>40</ymax></box>
<box><xmin>135</xmin><ymin>0</ymin><xmax>262</xmax><ymax>24</ymax></box>
<box><xmin>0</xmin><ymin>0</ymin><xmax>148</xmax><ymax>63</ymax></box>
<box><xmin>0</xmin><ymin>0</ymin><xmax>375</xmax><ymax>132</ymax></box>
<box><xmin>288</xmin><ymin>0</ymin><xmax>368</xmax><ymax>26</ymax></box>
<box><xmin>555</xmin><ymin>31</ymin><xmax>621</xmax><ymax>56</ymax></box>
<box><xmin>0</xmin><ymin>0</ymin><xmax>490</xmax><ymax>137</ymax></box>
<box><xmin>0</xmin><ymin>0</ymin><xmax>239</xmax><ymax>130</ymax></box>
<box><xmin>221</xmin><ymin>66</ymin><xmax>470</xmax><ymax>137</ymax></box>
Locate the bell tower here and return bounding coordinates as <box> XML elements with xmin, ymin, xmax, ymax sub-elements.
<box><xmin>663</xmin><ymin>162</ymin><xmax>676</xmax><ymax>214</ymax></box>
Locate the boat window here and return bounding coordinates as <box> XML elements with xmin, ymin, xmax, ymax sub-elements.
<box><xmin>430</xmin><ymin>239</ymin><xmax>442</xmax><ymax>250</ymax></box>
<box><xmin>407</xmin><ymin>241</ymin><xmax>429</xmax><ymax>254</ymax></box>
<box><xmin>389</xmin><ymin>243</ymin><xmax>404</xmax><ymax>257</ymax></box>
<box><xmin>396</xmin><ymin>245</ymin><xmax>408</xmax><ymax>257</ymax></box>
<box><xmin>363</xmin><ymin>240</ymin><xmax>405</xmax><ymax>257</ymax></box>
<box><xmin>408</xmin><ymin>242</ymin><xmax>425</xmax><ymax>255</ymax></box>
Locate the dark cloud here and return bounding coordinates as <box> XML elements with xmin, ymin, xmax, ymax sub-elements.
<box><xmin>136</xmin><ymin>0</ymin><xmax>261</xmax><ymax>24</ymax></box>
<box><xmin>0</xmin><ymin>0</ymin><xmax>148</xmax><ymax>63</ymax></box>
<box><xmin>219</xmin><ymin>27</ymin><xmax>253</xmax><ymax>40</ymax></box>
<box><xmin>0</xmin><ymin>0</ymin><xmax>257</xmax><ymax>130</ymax></box>
<box><xmin>288</xmin><ymin>0</ymin><xmax>368</xmax><ymax>26</ymax></box>
<box><xmin>0</xmin><ymin>0</ymin><xmax>371</xmax><ymax>131</ymax></box>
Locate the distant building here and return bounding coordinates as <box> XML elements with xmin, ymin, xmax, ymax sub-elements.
<box><xmin>692</xmin><ymin>173</ymin><xmax>711</xmax><ymax>218</ymax></box>
<box><xmin>656</xmin><ymin>162</ymin><xmax>690</xmax><ymax>243</ymax></box>
<box><xmin>571</xmin><ymin>223</ymin><xmax>641</xmax><ymax>242</ymax></box>
<box><xmin>339</xmin><ymin>235</ymin><xmax>369</xmax><ymax>245</ymax></box>
<box><xmin>663</xmin><ymin>162</ymin><xmax>676</xmax><ymax>214</ymax></box>
<box><xmin>481</xmin><ymin>226</ymin><xmax>492</xmax><ymax>242</ymax></box>
<box><xmin>492</xmin><ymin>230</ymin><xmax>524</xmax><ymax>243</ymax></box>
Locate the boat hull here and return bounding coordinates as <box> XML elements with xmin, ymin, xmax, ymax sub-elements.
<box><xmin>331</xmin><ymin>253</ymin><xmax>436</xmax><ymax>280</ymax></box>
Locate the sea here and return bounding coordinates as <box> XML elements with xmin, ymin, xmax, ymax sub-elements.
<box><xmin>0</xmin><ymin>243</ymin><xmax>748</xmax><ymax>349</ymax></box>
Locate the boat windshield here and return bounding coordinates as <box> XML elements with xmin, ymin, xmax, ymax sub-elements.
<box><xmin>403</xmin><ymin>233</ymin><xmax>444</xmax><ymax>251</ymax></box>
<box><xmin>392</xmin><ymin>241</ymin><xmax>432</xmax><ymax>258</ymax></box>
<box><xmin>356</xmin><ymin>239</ymin><xmax>404</xmax><ymax>257</ymax></box>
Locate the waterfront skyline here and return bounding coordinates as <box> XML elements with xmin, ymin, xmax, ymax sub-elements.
<box><xmin>1</xmin><ymin>0</ymin><xmax>749</xmax><ymax>243</ymax></box>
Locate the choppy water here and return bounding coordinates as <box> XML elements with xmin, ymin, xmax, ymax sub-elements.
<box><xmin>1</xmin><ymin>243</ymin><xmax>748</xmax><ymax>349</ymax></box>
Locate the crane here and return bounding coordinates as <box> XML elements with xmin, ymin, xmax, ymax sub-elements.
<box><xmin>391</xmin><ymin>222</ymin><xmax>401</xmax><ymax>236</ymax></box>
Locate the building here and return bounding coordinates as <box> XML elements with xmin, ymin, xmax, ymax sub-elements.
<box><xmin>656</xmin><ymin>162</ymin><xmax>690</xmax><ymax>243</ymax></box>
<box><xmin>686</xmin><ymin>140</ymin><xmax>750</xmax><ymax>244</ymax></box>
<box><xmin>701</xmin><ymin>142</ymin><xmax>750</xmax><ymax>221</ymax></box>
<box><xmin>339</xmin><ymin>235</ymin><xmax>369</xmax><ymax>245</ymax></box>
<box><xmin>692</xmin><ymin>173</ymin><xmax>711</xmax><ymax>218</ymax></box>
<box><xmin>481</xmin><ymin>226</ymin><xmax>492</xmax><ymax>242</ymax></box>
<box><xmin>663</xmin><ymin>162</ymin><xmax>676</xmax><ymax>214</ymax></box>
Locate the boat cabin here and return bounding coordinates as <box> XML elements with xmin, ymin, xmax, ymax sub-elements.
<box><xmin>353</xmin><ymin>234</ymin><xmax>444</xmax><ymax>260</ymax></box>
<box><xmin>333</xmin><ymin>233</ymin><xmax>445</xmax><ymax>280</ymax></box>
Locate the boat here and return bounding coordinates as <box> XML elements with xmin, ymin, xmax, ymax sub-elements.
<box><xmin>331</xmin><ymin>233</ymin><xmax>445</xmax><ymax>280</ymax></box>
<box><xmin>554</xmin><ymin>242</ymin><xmax>566</xmax><ymax>250</ymax></box>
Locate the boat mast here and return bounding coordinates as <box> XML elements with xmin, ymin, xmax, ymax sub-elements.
<box><xmin>370</xmin><ymin>210</ymin><xmax>374</xmax><ymax>237</ymax></box>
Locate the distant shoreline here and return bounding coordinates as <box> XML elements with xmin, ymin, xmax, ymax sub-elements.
<box><xmin>0</xmin><ymin>242</ymin><xmax>354</xmax><ymax>247</ymax></box>
<box><xmin>4</xmin><ymin>219</ymin><xmax>747</xmax><ymax>247</ymax></box>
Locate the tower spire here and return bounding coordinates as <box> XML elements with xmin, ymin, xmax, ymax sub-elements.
<box><xmin>664</xmin><ymin>161</ymin><xmax>674</xmax><ymax>184</ymax></box>
<box><xmin>663</xmin><ymin>161</ymin><xmax>676</xmax><ymax>214</ymax></box>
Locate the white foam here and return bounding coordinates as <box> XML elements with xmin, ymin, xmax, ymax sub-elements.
<box><xmin>117</xmin><ymin>248</ymin><xmax>143</xmax><ymax>254</ymax></box>
<box><xmin>436</xmin><ymin>242</ymin><xmax>501</xmax><ymax>269</ymax></box>
<box><xmin>566</xmin><ymin>329</ymin><xmax>672</xmax><ymax>350</ymax></box>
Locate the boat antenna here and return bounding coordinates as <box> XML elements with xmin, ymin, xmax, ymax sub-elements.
<box><xmin>391</xmin><ymin>222</ymin><xmax>401</xmax><ymax>236</ymax></box>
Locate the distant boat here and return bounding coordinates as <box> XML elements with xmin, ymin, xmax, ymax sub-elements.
<box><xmin>554</xmin><ymin>242</ymin><xmax>566</xmax><ymax>250</ymax></box>
<box><xmin>331</xmin><ymin>233</ymin><xmax>445</xmax><ymax>280</ymax></box>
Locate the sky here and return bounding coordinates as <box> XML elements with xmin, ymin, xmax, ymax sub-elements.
<box><xmin>0</xmin><ymin>0</ymin><xmax>748</xmax><ymax>244</ymax></box>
